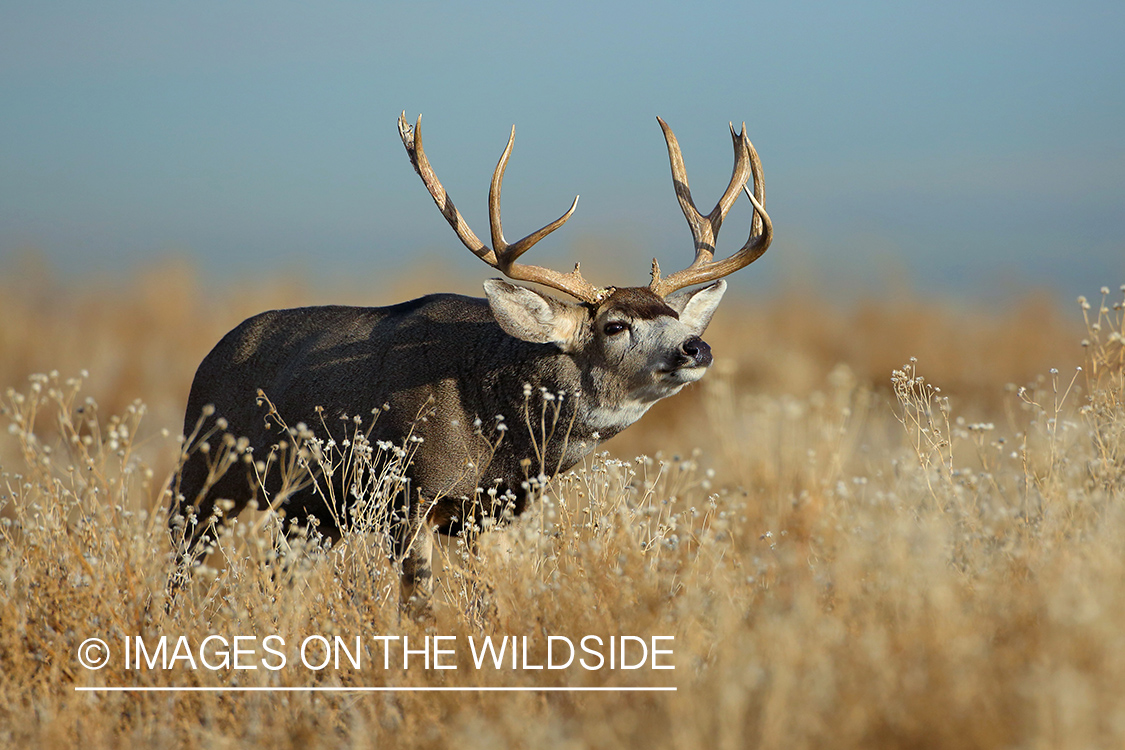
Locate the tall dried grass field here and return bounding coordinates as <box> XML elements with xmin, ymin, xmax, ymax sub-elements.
<box><xmin>1</xmin><ymin>260</ymin><xmax>1122</xmax><ymax>748</ymax></box>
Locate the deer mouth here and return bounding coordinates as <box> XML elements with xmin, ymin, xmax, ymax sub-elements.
<box><xmin>660</xmin><ymin>361</ymin><xmax>710</xmax><ymax>384</ymax></box>
<box><xmin>659</xmin><ymin>338</ymin><xmax>713</xmax><ymax>382</ymax></box>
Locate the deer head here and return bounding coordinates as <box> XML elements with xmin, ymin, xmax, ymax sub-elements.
<box><xmin>397</xmin><ymin>112</ymin><xmax>773</xmax><ymax>428</ymax></box>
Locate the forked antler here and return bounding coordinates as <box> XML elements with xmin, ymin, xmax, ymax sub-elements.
<box><xmin>648</xmin><ymin>118</ymin><xmax>773</xmax><ymax>298</ymax></box>
<box><xmin>398</xmin><ymin>112</ymin><xmax>611</xmax><ymax>304</ymax></box>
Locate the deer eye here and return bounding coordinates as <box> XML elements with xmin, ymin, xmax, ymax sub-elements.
<box><xmin>603</xmin><ymin>321</ymin><xmax>629</xmax><ymax>336</ymax></box>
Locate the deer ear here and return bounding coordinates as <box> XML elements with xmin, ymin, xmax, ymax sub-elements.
<box><xmin>484</xmin><ymin>279</ymin><xmax>587</xmax><ymax>351</ymax></box>
<box><xmin>664</xmin><ymin>280</ymin><xmax>727</xmax><ymax>335</ymax></box>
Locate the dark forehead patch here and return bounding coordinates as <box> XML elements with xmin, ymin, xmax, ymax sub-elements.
<box><xmin>599</xmin><ymin>287</ymin><xmax>678</xmax><ymax>320</ymax></box>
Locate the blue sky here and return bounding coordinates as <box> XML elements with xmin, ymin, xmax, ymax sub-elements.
<box><xmin>2</xmin><ymin>1</ymin><xmax>1123</xmax><ymax>301</ymax></box>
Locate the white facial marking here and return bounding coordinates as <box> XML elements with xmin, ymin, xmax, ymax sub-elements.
<box><xmin>582</xmin><ymin>398</ymin><xmax>656</xmax><ymax>431</ymax></box>
<box><xmin>663</xmin><ymin>365</ymin><xmax>707</xmax><ymax>384</ymax></box>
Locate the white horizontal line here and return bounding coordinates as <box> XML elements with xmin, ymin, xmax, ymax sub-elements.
<box><xmin>75</xmin><ymin>686</ymin><xmax>676</xmax><ymax>693</ymax></box>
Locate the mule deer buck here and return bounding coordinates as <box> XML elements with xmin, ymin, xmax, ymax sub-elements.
<box><xmin>169</xmin><ymin>112</ymin><xmax>771</xmax><ymax>614</ymax></box>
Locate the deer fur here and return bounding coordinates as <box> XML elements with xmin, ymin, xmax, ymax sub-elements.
<box><xmin>170</xmin><ymin>280</ymin><xmax>726</xmax><ymax>612</ymax></box>
<box><xmin>169</xmin><ymin>113</ymin><xmax>771</xmax><ymax>616</ymax></box>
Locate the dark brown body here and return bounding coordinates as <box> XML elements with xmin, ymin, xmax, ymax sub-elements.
<box><xmin>172</xmin><ymin>293</ymin><xmax>617</xmax><ymax>551</ymax></box>
<box><xmin>169</xmin><ymin>114</ymin><xmax>771</xmax><ymax>614</ymax></box>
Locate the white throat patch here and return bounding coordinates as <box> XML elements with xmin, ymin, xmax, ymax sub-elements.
<box><xmin>581</xmin><ymin>398</ymin><xmax>658</xmax><ymax>432</ymax></box>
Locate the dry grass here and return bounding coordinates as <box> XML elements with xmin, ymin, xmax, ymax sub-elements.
<box><xmin>1</xmin><ymin>259</ymin><xmax>1123</xmax><ymax>749</ymax></box>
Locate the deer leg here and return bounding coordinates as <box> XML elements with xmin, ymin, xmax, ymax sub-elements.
<box><xmin>400</xmin><ymin>518</ymin><xmax>435</xmax><ymax>619</ymax></box>
<box><xmin>460</xmin><ymin>526</ymin><xmax>498</xmax><ymax>628</ymax></box>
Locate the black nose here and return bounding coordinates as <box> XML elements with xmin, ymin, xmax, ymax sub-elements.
<box><xmin>681</xmin><ymin>336</ymin><xmax>712</xmax><ymax>367</ymax></box>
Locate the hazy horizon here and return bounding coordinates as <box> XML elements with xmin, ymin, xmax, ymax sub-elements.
<box><xmin>2</xmin><ymin>1</ymin><xmax>1123</xmax><ymax>302</ymax></box>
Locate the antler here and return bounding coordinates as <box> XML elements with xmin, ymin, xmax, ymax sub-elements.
<box><xmin>398</xmin><ymin>112</ymin><xmax>611</xmax><ymax>304</ymax></box>
<box><xmin>648</xmin><ymin>118</ymin><xmax>773</xmax><ymax>298</ymax></box>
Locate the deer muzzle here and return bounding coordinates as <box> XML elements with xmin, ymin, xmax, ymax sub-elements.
<box><xmin>680</xmin><ymin>336</ymin><xmax>712</xmax><ymax>368</ymax></box>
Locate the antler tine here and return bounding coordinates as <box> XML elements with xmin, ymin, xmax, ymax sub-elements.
<box><xmin>650</xmin><ymin>120</ymin><xmax>772</xmax><ymax>298</ymax></box>
<box><xmin>488</xmin><ymin>126</ymin><xmax>581</xmax><ymax>267</ymax></box>
<box><xmin>487</xmin><ymin>126</ymin><xmax>517</xmax><ymax>256</ymax></box>
<box><xmin>655</xmin><ymin>117</ymin><xmax>751</xmax><ymax>262</ymax></box>
<box><xmin>742</xmin><ymin>132</ymin><xmax>771</xmax><ymax>259</ymax></box>
<box><xmin>398</xmin><ymin>112</ymin><xmax>497</xmax><ymax>266</ymax></box>
<box><xmin>737</xmin><ymin>182</ymin><xmax>773</xmax><ymax>266</ymax></box>
<box><xmin>400</xmin><ymin>112</ymin><xmax>607</xmax><ymax>304</ymax></box>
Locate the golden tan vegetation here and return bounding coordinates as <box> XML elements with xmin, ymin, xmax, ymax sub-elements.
<box><xmin>1</xmin><ymin>260</ymin><xmax>1123</xmax><ymax>749</ymax></box>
